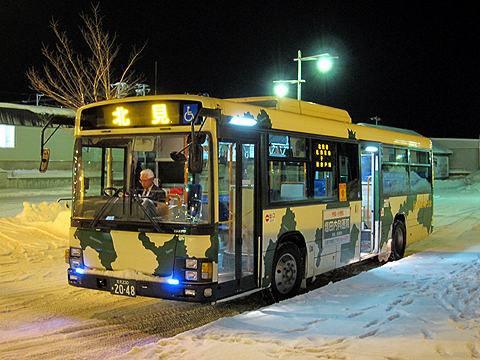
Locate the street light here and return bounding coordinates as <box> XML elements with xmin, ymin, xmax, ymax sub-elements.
<box><xmin>318</xmin><ymin>58</ymin><xmax>333</xmax><ymax>72</ymax></box>
<box><xmin>273</xmin><ymin>50</ymin><xmax>338</xmax><ymax>100</ymax></box>
<box><xmin>273</xmin><ymin>80</ymin><xmax>304</xmax><ymax>98</ymax></box>
<box><xmin>273</xmin><ymin>84</ymin><xmax>289</xmax><ymax>97</ymax></box>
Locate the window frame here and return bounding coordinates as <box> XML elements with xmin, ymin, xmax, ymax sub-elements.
<box><xmin>266</xmin><ymin>132</ymin><xmax>360</xmax><ymax>205</ymax></box>
<box><xmin>381</xmin><ymin>145</ymin><xmax>432</xmax><ymax>196</ymax></box>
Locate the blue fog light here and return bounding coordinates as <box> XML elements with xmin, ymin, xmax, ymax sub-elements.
<box><xmin>75</xmin><ymin>268</ymin><xmax>85</xmax><ymax>274</ymax></box>
<box><xmin>167</xmin><ymin>278</ymin><xmax>179</xmax><ymax>285</ymax></box>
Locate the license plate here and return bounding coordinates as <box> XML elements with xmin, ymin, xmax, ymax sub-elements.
<box><xmin>110</xmin><ymin>278</ymin><xmax>136</xmax><ymax>297</ymax></box>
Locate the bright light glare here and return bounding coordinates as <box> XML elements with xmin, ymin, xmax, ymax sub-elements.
<box><xmin>275</xmin><ymin>84</ymin><xmax>288</xmax><ymax>97</ymax></box>
<box><xmin>229</xmin><ymin>117</ymin><xmax>257</xmax><ymax>126</ymax></box>
<box><xmin>167</xmin><ymin>278</ymin><xmax>179</xmax><ymax>285</ymax></box>
<box><xmin>75</xmin><ymin>268</ymin><xmax>85</xmax><ymax>274</ymax></box>
<box><xmin>318</xmin><ymin>58</ymin><xmax>332</xmax><ymax>72</ymax></box>
<box><xmin>365</xmin><ymin>146</ymin><xmax>378</xmax><ymax>152</ymax></box>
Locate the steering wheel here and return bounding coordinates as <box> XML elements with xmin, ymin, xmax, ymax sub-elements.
<box><xmin>103</xmin><ymin>187</ymin><xmax>124</xmax><ymax>197</ymax></box>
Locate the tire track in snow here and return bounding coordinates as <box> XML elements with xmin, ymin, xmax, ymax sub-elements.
<box><xmin>0</xmin><ymin>291</ymin><xmax>274</xmax><ymax>360</ymax></box>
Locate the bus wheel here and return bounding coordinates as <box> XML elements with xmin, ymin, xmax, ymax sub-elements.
<box><xmin>271</xmin><ymin>243</ymin><xmax>304</xmax><ymax>301</ymax></box>
<box><xmin>390</xmin><ymin>220</ymin><xmax>406</xmax><ymax>261</ymax></box>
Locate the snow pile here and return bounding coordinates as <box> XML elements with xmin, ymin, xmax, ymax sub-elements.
<box><xmin>16</xmin><ymin>201</ymin><xmax>69</xmax><ymax>222</ymax></box>
<box><xmin>434</xmin><ymin>178</ymin><xmax>467</xmax><ymax>190</ymax></box>
<box><xmin>0</xmin><ymin>201</ymin><xmax>70</xmax><ymax>263</ymax></box>
<box><xmin>464</xmin><ymin>169</ymin><xmax>480</xmax><ymax>186</ymax></box>
<box><xmin>16</xmin><ymin>201</ymin><xmax>71</xmax><ymax>239</ymax></box>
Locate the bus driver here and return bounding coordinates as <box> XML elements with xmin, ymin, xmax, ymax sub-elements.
<box><xmin>139</xmin><ymin>169</ymin><xmax>167</xmax><ymax>216</ymax></box>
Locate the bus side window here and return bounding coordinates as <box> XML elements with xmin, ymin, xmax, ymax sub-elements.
<box><xmin>382</xmin><ymin>165</ymin><xmax>408</xmax><ymax>195</ymax></box>
<box><xmin>269</xmin><ymin>161</ymin><xmax>307</xmax><ymax>202</ymax></box>
<box><xmin>338</xmin><ymin>143</ymin><xmax>360</xmax><ymax>200</ymax></box>
<box><xmin>312</xmin><ymin>140</ymin><xmax>336</xmax><ymax>200</ymax></box>
<box><xmin>314</xmin><ymin>171</ymin><xmax>334</xmax><ymax>198</ymax></box>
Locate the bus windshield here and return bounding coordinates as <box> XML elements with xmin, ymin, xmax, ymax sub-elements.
<box><xmin>72</xmin><ymin>133</ymin><xmax>211</xmax><ymax>229</ymax></box>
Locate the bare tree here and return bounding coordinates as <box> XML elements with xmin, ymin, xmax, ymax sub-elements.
<box><xmin>27</xmin><ymin>4</ymin><xmax>146</xmax><ymax>109</ymax></box>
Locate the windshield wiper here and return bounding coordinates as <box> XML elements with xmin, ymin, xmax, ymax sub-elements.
<box><xmin>90</xmin><ymin>188</ymin><xmax>123</xmax><ymax>228</ymax></box>
<box><xmin>131</xmin><ymin>191</ymin><xmax>162</xmax><ymax>232</ymax></box>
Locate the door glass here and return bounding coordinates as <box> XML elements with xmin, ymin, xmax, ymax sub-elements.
<box><xmin>218</xmin><ymin>142</ymin><xmax>236</xmax><ymax>282</ymax></box>
<box><xmin>361</xmin><ymin>153</ymin><xmax>374</xmax><ymax>231</ymax></box>
<box><xmin>242</xmin><ymin>144</ymin><xmax>255</xmax><ymax>276</ymax></box>
<box><xmin>217</xmin><ymin>142</ymin><xmax>255</xmax><ymax>282</ymax></box>
<box><xmin>361</xmin><ymin>149</ymin><xmax>378</xmax><ymax>254</ymax></box>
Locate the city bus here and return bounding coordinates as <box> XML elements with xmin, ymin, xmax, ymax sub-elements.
<box><xmin>65</xmin><ymin>94</ymin><xmax>433</xmax><ymax>302</ymax></box>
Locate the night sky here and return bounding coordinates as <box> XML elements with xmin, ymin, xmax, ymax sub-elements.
<box><xmin>1</xmin><ymin>1</ymin><xmax>478</xmax><ymax>138</ymax></box>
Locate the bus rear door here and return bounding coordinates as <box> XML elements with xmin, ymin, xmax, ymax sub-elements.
<box><xmin>360</xmin><ymin>144</ymin><xmax>380</xmax><ymax>257</ymax></box>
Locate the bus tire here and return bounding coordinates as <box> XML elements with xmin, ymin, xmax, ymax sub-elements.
<box><xmin>271</xmin><ymin>242</ymin><xmax>304</xmax><ymax>301</ymax></box>
<box><xmin>390</xmin><ymin>220</ymin><xmax>406</xmax><ymax>261</ymax></box>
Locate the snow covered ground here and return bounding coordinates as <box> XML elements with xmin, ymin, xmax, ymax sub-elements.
<box><xmin>1</xmin><ymin>178</ymin><xmax>480</xmax><ymax>359</ymax></box>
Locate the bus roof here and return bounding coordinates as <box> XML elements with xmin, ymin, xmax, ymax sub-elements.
<box><xmin>225</xmin><ymin>96</ymin><xmax>352</xmax><ymax>123</ymax></box>
<box><xmin>221</xmin><ymin>96</ymin><xmax>430</xmax><ymax>150</ymax></box>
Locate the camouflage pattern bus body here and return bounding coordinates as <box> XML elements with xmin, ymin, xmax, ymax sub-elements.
<box><xmin>69</xmin><ymin>228</ymin><xmax>218</xmax><ymax>281</ymax></box>
<box><xmin>262</xmin><ymin>201</ymin><xmax>362</xmax><ymax>288</ymax></box>
<box><xmin>380</xmin><ymin>193</ymin><xmax>433</xmax><ymax>248</ymax></box>
<box><xmin>261</xmin><ymin>193</ymin><xmax>433</xmax><ymax>288</ymax></box>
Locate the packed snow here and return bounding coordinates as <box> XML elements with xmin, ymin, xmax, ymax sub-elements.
<box><xmin>1</xmin><ymin>177</ymin><xmax>480</xmax><ymax>359</ymax></box>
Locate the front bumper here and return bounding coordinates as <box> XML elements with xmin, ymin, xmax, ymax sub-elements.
<box><xmin>67</xmin><ymin>268</ymin><xmax>217</xmax><ymax>302</ymax></box>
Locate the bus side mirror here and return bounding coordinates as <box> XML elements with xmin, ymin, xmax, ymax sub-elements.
<box><xmin>39</xmin><ymin>148</ymin><xmax>50</xmax><ymax>173</ymax></box>
<box><xmin>188</xmin><ymin>144</ymin><xmax>203</xmax><ymax>173</ymax></box>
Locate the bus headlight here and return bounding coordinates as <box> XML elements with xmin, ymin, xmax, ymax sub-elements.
<box><xmin>185</xmin><ymin>271</ymin><xmax>198</xmax><ymax>281</ymax></box>
<box><xmin>71</xmin><ymin>259</ymin><xmax>83</xmax><ymax>269</ymax></box>
<box><xmin>68</xmin><ymin>247</ymin><xmax>84</xmax><ymax>269</ymax></box>
<box><xmin>70</xmin><ymin>247</ymin><xmax>83</xmax><ymax>257</ymax></box>
<box><xmin>185</xmin><ymin>258</ymin><xmax>198</xmax><ymax>269</ymax></box>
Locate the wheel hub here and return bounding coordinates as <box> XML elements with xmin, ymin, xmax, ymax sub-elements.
<box><xmin>275</xmin><ymin>254</ymin><xmax>297</xmax><ymax>294</ymax></box>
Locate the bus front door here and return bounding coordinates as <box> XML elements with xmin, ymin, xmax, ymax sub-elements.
<box><xmin>360</xmin><ymin>146</ymin><xmax>379</xmax><ymax>257</ymax></box>
<box><xmin>217</xmin><ymin>141</ymin><xmax>258</xmax><ymax>299</ymax></box>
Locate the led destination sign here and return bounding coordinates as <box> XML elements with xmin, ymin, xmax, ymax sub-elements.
<box><xmin>80</xmin><ymin>101</ymin><xmax>201</xmax><ymax>130</ymax></box>
<box><xmin>313</xmin><ymin>141</ymin><xmax>334</xmax><ymax>171</ymax></box>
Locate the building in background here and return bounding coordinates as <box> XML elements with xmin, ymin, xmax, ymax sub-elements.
<box><xmin>431</xmin><ymin>140</ymin><xmax>453</xmax><ymax>179</ymax></box>
<box><xmin>0</xmin><ymin>103</ymin><xmax>75</xmax><ymax>189</ymax></box>
<box><xmin>431</xmin><ymin>138</ymin><xmax>479</xmax><ymax>178</ymax></box>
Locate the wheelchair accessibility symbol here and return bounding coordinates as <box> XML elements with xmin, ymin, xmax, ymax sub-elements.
<box><xmin>183</xmin><ymin>104</ymin><xmax>198</xmax><ymax>124</ymax></box>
